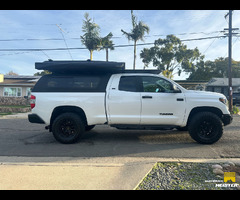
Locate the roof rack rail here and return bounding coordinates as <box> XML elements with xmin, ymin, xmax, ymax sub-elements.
<box><xmin>123</xmin><ymin>70</ymin><xmax>160</xmax><ymax>74</ymax></box>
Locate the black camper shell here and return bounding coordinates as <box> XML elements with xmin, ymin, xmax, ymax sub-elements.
<box><xmin>35</xmin><ymin>60</ymin><xmax>161</xmax><ymax>75</ymax></box>
<box><xmin>33</xmin><ymin>60</ymin><xmax>161</xmax><ymax>93</ymax></box>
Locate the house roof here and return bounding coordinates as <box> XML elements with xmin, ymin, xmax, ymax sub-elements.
<box><xmin>207</xmin><ymin>78</ymin><xmax>240</xmax><ymax>86</ymax></box>
<box><xmin>0</xmin><ymin>75</ymin><xmax>40</xmax><ymax>86</ymax></box>
<box><xmin>4</xmin><ymin>75</ymin><xmax>40</xmax><ymax>79</ymax></box>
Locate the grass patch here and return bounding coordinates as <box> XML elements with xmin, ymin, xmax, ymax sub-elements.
<box><xmin>0</xmin><ymin>112</ymin><xmax>12</xmax><ymax>116</ymax></box>
<box><xmin>0</xmin><ymin>105</ymin><xmax>30</xmax><ymax>108</ymax></box>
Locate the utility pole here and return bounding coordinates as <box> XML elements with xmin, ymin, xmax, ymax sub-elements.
<box><xmin>228</xmin><ymin>10</ymin><xmax>233</xmax><ymax>114</ymax></box>
<box><xmin>224</xmin><ymin>10</ymin><xmax>237</xmax><ymax>113</ymax></box>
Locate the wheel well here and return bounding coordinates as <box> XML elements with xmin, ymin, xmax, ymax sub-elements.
<box><xmin>187</xmin><ymin>106</ymin><xmax>223</xmax><ymax>125</ymax></box>
<box><xmin>50</xmin><ymin>106</ymin><xmax>87</xmax><ymax>128</ymax></box>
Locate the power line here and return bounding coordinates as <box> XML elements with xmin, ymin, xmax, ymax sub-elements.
<box><xmin>0</xmin><ymin>35</ymin><xmax>229</xmax><ymax>53</ymax></box>
<box><xmin>0</xmin><ymin>38</ymin><xmax>64</xmax><ymax>42</ymax></box>
<box><xmin>203</xmin><ymin>32</ymin><xmax>222</xmax><ymax>54</ymax></box>
<box><xmin>0</xmin><ymin>47</ymin><xmax>85</xmax><ymax>52</ymax></box>
<box><xmin>181</xmin><ymin>35</ymin><xmax>227</xmax><ymax>42</ymax></box>
<box><xmin>40</xmin><ymin>50</ymin><xmax>51</xmax><ymax>60</ymax></box>
<box><xmin>0</xmin><ymin>30</ymin><xmax>225</xmax><ymax>42</ymax></box>
<box><xmin>56</xmin><ymin>24</ymin><xmax>73</xmax><ymax>60</ymax></box>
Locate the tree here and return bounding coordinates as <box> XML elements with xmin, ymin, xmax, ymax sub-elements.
<box><xmin>187</xmin><ymin>60</ymin><xmax>213</xmax><ymax>81</ymax></box>
<box><xmin>121</xmin><ymin>10</ymin><xmax>150</xmax><ymax>69</ymax></box>
<box><xmin>100</xmin><ymin>32</ymin><xmax>114</xmax><ymax>61</ymax></box>
<box><xmin>188</xmin><ymin>57</ymin><xmax>240</xmax><ymax>81</ymax></box>
<box><xmin>5</xmin><ymin>71</ymin><xmax>18</xmax><ymax>76</ymax></box>
<box><xmin>34</xmin><ymin>70</ymin><xmax>51</xmax><ymax>76</ymax></box>
<box><xmin>140</xmin><ymin>35</ymin><xmax>203</xmax><ymax>79</ymax></box>
<box><xmin>80</xmin><ymin>13</ymin><xmax>101</xmax><ymax>60</ymax></box>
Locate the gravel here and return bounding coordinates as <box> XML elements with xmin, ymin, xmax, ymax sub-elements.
<box><xmin>136</xmin><ymin>162</ymin><xmax>240</xmax><ymax>190</ymax></box>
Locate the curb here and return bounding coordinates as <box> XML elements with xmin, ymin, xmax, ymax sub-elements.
<box><xmin>157</xmin><ymin>158</ymin><xmax>240</xmax><ymax>164</ymax></box>
<box><xmin>3</xmin><ymin>156</ymin><xmax>239</xmax><ymax>165</ymax></box>
<box><xmin>0</xmin><ymin>112</ymin><xmax>30</xmax><ymax>119</ymax></box>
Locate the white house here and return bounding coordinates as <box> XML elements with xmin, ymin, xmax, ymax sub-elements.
<box><xmin>0</xmin><ymin>75</ymin><xmax>40</xmax><ymax>98</ymax></box>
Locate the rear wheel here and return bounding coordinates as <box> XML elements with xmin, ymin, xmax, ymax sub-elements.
<box><xmin>188</xmin><ymin>112</ymin><xmax>223</xmax><ymax>144</ymax></box>
<box><xmin>52</xmin><ymin>113</ymin><xmax>85</xmax><ymax>144</ymax></box>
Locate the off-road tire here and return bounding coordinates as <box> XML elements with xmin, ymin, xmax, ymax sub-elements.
<box><xmin>188</xmin><ymin>112</ymin><xmax>223</xmax><ymax>144</ymax></box>
<box><xmin>52</xmin><ymin>112</ymin><xmax>85</xmax><ymax>144</ymax></box>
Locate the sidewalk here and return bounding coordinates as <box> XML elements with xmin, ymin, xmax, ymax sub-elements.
<box><xmin>1</xmin><ymin>156</ymin><xmax>240</xmax><ymax>190</ymax></box>
<box><xmin>0</xmin><ymin>156</ymin><xmax>156</xmax><ymax>190</ymax></box>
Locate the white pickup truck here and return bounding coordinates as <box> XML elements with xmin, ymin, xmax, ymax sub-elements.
<box><xmin>28</xmin><ymin>60</ymin><xmax>232</xmax><ymax>144</ymax></box>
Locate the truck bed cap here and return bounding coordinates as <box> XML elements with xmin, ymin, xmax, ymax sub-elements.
<box><xmin>35</xmin><ymin>60</ymin><xmax>161</xmax><ymax>74</ymax></box>
<box><xmin>35</xmin><ymin>60</ymin><xmax>125</xmax><ymax>74</ymax></box>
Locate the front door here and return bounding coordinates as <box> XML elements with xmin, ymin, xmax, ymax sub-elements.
<box><xmin>140</xmin><ymin>76</ymin><xmax>186</xmax><ymax>126</ymax></box>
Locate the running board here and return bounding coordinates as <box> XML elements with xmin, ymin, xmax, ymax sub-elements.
<box><xmin>110</xmin><ymin>124</ymin><xmax>178</xmax><ymax>130</ymax></box>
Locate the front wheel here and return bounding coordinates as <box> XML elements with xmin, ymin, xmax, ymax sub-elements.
<box><xmin>188</xmin><ymin>112</ymin><xmax>223</xmax><ymax>144</ymax></box>
<box><xmin>52</xmin><ymin>113</ymin><xmax>85</xmax><ymax>144</ymax></box>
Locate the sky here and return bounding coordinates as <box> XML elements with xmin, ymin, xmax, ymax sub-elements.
<box><xmin>1</xmin><ymin>10</ymin><xmax>240</xmax><ymax>80</ymax></box>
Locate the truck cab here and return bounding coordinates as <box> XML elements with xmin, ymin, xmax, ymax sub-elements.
<box><xmin>106</xmin><ymin>73</ymin><xmax>186</xmax><ymax>126</ymax></box>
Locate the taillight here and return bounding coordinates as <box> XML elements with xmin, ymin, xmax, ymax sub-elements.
<box><xmin>30</xmin><ymin>95</ymin><xmax>36</xmax><ymax>109</ymax></box>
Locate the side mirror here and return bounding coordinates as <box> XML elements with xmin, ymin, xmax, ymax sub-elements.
<box><xmin>172</xmin><ymin>85</ymin><xmax>181</xmax><ymax>93</ymax></box>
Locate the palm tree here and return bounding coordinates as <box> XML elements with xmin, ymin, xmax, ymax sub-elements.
<box><xmin>121</xmin><ymin>10</ymin><xmax>150</xmax><ymax>69</ymax></box>
<box><xmin>80</xmin><ymin>13</ymin><xmax>101</xmax><ymax>60</ymax></box>
<box><xmin>100</xmin><ymin>32</ymin><xmax>114</xmax><ymax>61</ymax></box>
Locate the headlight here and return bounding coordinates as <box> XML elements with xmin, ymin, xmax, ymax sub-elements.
<box><xmin>219</xmin><ymin>97</ymin><xmax>227</xmax><ymax>104</ymax></box>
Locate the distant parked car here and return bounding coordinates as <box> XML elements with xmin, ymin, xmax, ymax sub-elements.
<box><xmin>233</xmin><ymin>93</ymin><xmax>240</xmax><ymax>105</ymax></box>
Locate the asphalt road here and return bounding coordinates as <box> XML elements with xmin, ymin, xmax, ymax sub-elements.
<box><xmin>0</xmin><ymin>115</ymin><xmax>240</xmax><ymax>159</ymax></box>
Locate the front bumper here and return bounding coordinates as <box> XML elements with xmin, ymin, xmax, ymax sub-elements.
<box><xmin>28</xmin><ymin>114</ymin><xmax>45</xmax><ymax>124</ymax></box>
<box><xmin>222</xmin><ymin>114</ymin><xmax>233</xmax><ymax>126</ymax></box>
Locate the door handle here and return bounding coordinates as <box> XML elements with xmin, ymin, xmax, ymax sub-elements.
<box><xmin>177</xmin><ymin>98</ymin><xmax>184</xmax><ymax>101</ymax></box>
<box><xmin>142</xmin><ymin>96</ymin><xmax>152</xmax><ymax>99</ymax></box>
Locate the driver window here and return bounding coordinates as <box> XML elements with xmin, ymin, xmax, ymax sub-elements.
<box><xmin>141</xmin><ymin>76</ymin><xmax>174</xmax><ymax>93</ymax></box>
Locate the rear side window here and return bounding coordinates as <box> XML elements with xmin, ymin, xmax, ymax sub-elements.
<box><xmin>32</xmin><ymin>75</ymin><xmax>110</xmax><ymax>92</ymax></box>
<box><xmin>119</xmin><ymin>76</ymin><xmax>140</xmax><ymax>92</ymax></box>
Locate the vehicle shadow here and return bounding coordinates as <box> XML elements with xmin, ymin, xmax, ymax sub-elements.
<box><xmin>1</xmin><ymin>119</ymin><xmax>236</xmax><ymax>158</ymax></box>
<box><xmin>16</xmin><ymin>125</ymin><xmax>209</xmax><ymax>158</ymax></box>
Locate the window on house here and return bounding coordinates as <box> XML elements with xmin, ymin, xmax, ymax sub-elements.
<box><xmin>3</xmin><ymin>87</ymin><xmax>22</xmax><ymax>97</ymax></box>
<box><xmin>26</xmin><ymin>87</ymin><xmax>32</xmax><ymax>97</ymax></box>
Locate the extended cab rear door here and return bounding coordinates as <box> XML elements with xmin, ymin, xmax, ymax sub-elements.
<box><xmin>106</xmin><ymin>74</ymin><xmax>141</xmax><ymax>125</ymax></box>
